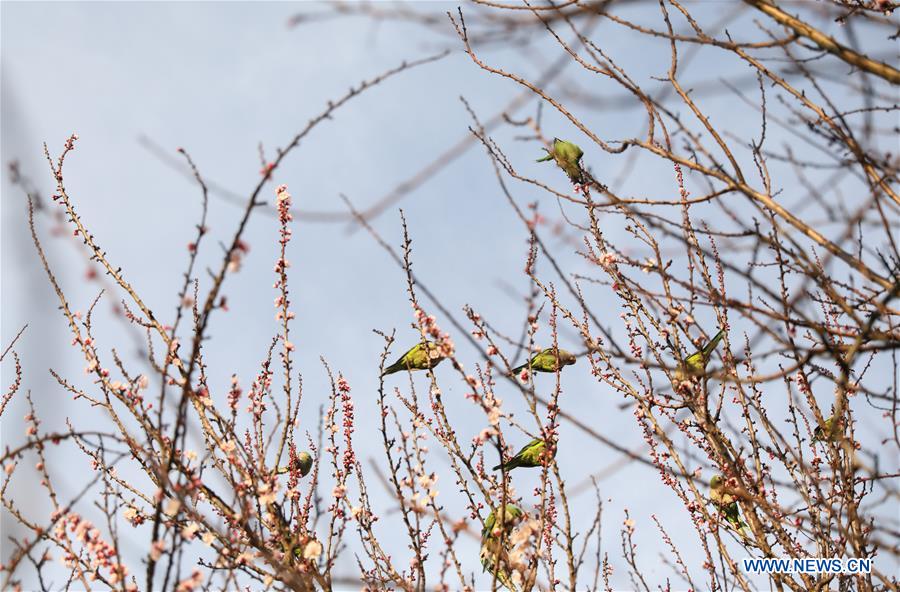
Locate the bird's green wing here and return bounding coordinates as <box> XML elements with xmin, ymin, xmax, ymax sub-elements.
<box><xmin>407</xmin><ymin>343</ymin><xmax>432</xmax><ymax>368</ymax></box>
<box><xmin>531</xmin><ymin>350</ymin><xmax>555</xmax><ymax>372</ymax></box>
<box><xmin>537</xmin><ymin>348</ymin><xmax>571</xmax><ymax>372</ymax></box>
<box><xmin>519</xmin><ymin>439</ymin><xmax>546</xmax><ymax>465</ymax></box>
<box><xmin>382</xmin><ymin>341</ymin><xmax>445</xmax><ymax>375</ymax></box>
<box><xmin>723</xmin><ymin>502</ymin><xmax>750</xmax><ymax>540</ymax></box>
<box><xmin>495</xmin><ymin>439</ymin><xmax>548</xmax><ymax>471</ymax></box>
<box><xmin>553</xmin><ymin>139</ymin><xmax>583</xmax><ymax>162</ymax></box>
<box><xmin>683</xmin><ymin>351</ymin><xmax>706</xmax><ymax>375</ymax></box>
<box><xmin>482</xmin><ymin>512</ymin><xmax>496</xmax><ymax>539</ymax></box>
<box><xmin>813</xmin><ymin>416</ymin><xmax>839</xmax><ymax>442</ymax></box>
<box><xmin>382</xmin><ymin>343</ymin><xmax>422</xmax><ymax>375</ymax></box>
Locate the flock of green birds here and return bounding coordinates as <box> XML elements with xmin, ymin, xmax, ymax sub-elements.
<box><xmin>381</xmin><ymin>329</ymin><xmax>737</xmax><ymax>588</ymax></box>
<box><xmin>381</xmin><ymin>338</ymin><xmax>581</xmax><ymax>587</ymax></box>
<box><xmin>376</xmin><ymin>140</ymin><xmax>841</xmax><ymax>588</ymax></box>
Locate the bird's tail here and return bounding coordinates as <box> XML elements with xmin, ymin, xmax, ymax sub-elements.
<box><xmin>381</xmin><ymin>362</ymin><xmax>404</xmax><ymax>377</ymax></box>
<box><xmin>702</xmin><ymin>328</ymin><xmax>725</xmax><ymax>356</ymax></box>
<box><xmin>511</xmin><ymin>363</ymin><xmax>528</xmax><ymax>377</ymax></box>
<box><xmin>493</xmin><ymin>458</ymin><xmax>519</xmax><ymax>472</ymax></box>
<box><xmin>494</xmin><ymin>567</ymin><xmax>518</xmax><ymax>592</ymax></box>
<box><xmin>481</xmin><ymin>547</ymin><xmax>519</xmax><ymax>592</ymax></box>
<box><xmin>536</xmin><ymin>153</ymin><xmax>553</xmax><ymax>163</ymax></box>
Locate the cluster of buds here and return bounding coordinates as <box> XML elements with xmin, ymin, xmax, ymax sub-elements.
<box><xmin>246</xmin><ymin>362</ymin><xmax>272</xmax><ymax>419</ymax></box>
<box><xmin>793</xmin><ymin>371</ymin><xmax>812</xmax><ymax>396</ymax></box>
<box><xmin>123</xmin><ymin>506</ymin><xmax>145</xmax><ymax>527</ymax></box>
<box><xmin>328</xmin><ymin>480</ymin><xmax>348</xmax><ymax>519</ymax></box>
<box><xmin>227</xmin><ymin>375</ymin><xmax>242</xmax><ymax>411</ymax></box>
<box><xmin>597</xmin><ymin>251</ymin><xmax>618</xmax><ymax>271</ymax></box>
<box><xmin>350</xmin><ymin>504</ymin><xmax>372</xmax><ymax>525</ymax></box>
<box><xmin>301</xmin><ymin>539</ymin><xmax>323</xmax><ymax>561</ymax></box>
<box><xmin>175</xmin><ymin>569</ymin><xmax>204</xmax><ymax>592</ymax></box>
<box><xmin>506</xmin><ymin>517</ymin><xmax>542</xmax><ymax>586</ymax></box>
<box><xmin>337</xmin><ymin>377</ymin><xmax>356</xmax><ymax>472</ymax></box>
<box><xmin>227</xmin><ymin>240</ymin><xmax>250</xmax><ymax>273</ymax></box>
<box><xmin>194</xmin><ymin>386</ymin><xmax>212</xmax><ymax>408</ymax></box>
<box><xmin>53</xmin><ymin>510</ymin><xmax>127</xmax><ymax>583</ymax></box>
<box><xmin>415</xmin><ymin>469</ymin><xmax>440</xmax><ymax>503</ymax></box>
<box><xmin>473</xmin><ymin>426</ymin><xmax>498</xmax><ymax>446</ymax></box>
<box><xmin>64</xmin><ymin>133</ymin><xmax>79</xmax><ymax>152</ymax></box>
<box><xmin>113</xmin><ymin>375</ymin><xmax>148</xmax><ymax>408</ymax></box>
<box><xmin>165</xmin><ymin>338</ymin><xmax>182</xmax><ymax>371</ymax></box>
<box><xmin>257</xmin><ymin>479</ymin><xmax>278</xmax><ymax>505</ymax></box>
<box><xmin>413</xmin><ymin>305</ymin><xmax>454</xmax><ymax>359</ymax></box>
<box><xmin>483</xmin><ymin>388</ymin><xmax>503</xmax><ymax>428</ymax></box>
<box><xmin>275</xmin><ymin>184</ymin><xmax>293</xmax><ymax>233</ymax></box>
<box><xmin>24</xmin><ymin>413</ymin><xmax>39</xmax><ymax>437</ymax></box>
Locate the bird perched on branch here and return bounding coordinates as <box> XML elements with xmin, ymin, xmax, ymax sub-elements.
<box><xmin>675</xmin><ymin>328</ymin><xmax>725</xmax><ymax>381</ymax></box>
<box><xmin>493</xmin><ymin>438</ymin><xmax>554</xmax><ymax>472</ymax></box>
<box><xmin>813</xmin><ymin>415</ymin><xmax>841</xmax><ymax>442</ymax></box>
<box><xmin>537</xmin><ymin>138</ymin><xmax>585</xmax><ymax>185</ymax></box>
<box><xmin>276</xmin><ymin>451</ymin><xmax>313</xmax><ymax>477</ymax></box>
<box><xmin>511</xmin><ymin>347</ymin><xmax>576</xmax><ymax>378</ymax></box>
<box><xmin>381</xmin><ymin>340</ymin><xmax>446</xmax><ymax>376</ymax></box>
<box><xmin>710</xmin><ymin>474</ymin><xmax>750</xmax><ymax>541</ymax></box>
<box><xmin>480</xmin><ymin>504</ymin><xmax>524</xmax><ymax>592</ymax></box>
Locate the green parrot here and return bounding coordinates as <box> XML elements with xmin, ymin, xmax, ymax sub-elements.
<box><xmin>276</xmin><ymin>451</ymin><xmax>313</xmax><ymax>477</ymax></box>
<box><xmin>480</xmin><ymin>504</ymin><xmax>524</xmax><ymax>592</ymax></box>
<box><xmin>284</xmin><ymin>537</ymin><xmax>322</xmax><ymax>562</ymax></box>
<box><xmin>481</xmin><ymin>504</ymin><xmax>524</xmax><ymax>539</ymax></box>
<box><xmin>710</xmin><ymin>474</ymin><xmax>750</xmax><ymax>540</ymax></box>
<box><xmin>813</xmin><ymin>415</ymin><xmax>841</xmax><ymax>442</ymax></box>
<box><xmin>381</xmin><ymin>340</ymin><xmax>446</xmax><ymax>376</ymax></box>
<box><xmin>493</xmin><ymin>438</ymin><xmax>554</xmax><ymax>472</ymax></box>
<box><xmin>511</xmin><ymin>347</ymin><xmax>576</xmax><ymax>377</ymax></box>
<box><xmin>674</xmin><ymin>328</ymin><xmax>725</xmax><ymax>381</ymax></box>
<box><xmin>537</xmin><ymin>138</ymin><xmax>585</xmax><ymax>184</ymax></box>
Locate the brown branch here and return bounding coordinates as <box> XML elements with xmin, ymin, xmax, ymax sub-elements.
<box><xmin>744</xmin><ymin>0</ymin><xmax>900</xmax><ymax>84</ymax></box>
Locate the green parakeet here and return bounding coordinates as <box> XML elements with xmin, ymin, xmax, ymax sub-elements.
<box><xmin>381</xmin><ymin>340</ymin><xmax>446</xmax><ymax>376</ymax></box>
<box><xmin>493</xmin><ymin>438</ymin><xmax>554</xmax><ymax>472</ymax></box>
<box><xmin>511</xmin><ymin>347</ymin><xmax>576</xmax><ymax>377</ymax></box>
<box><xmin>284</xmin><ymin>537</ymin><xmax>322</xmax><ymax>562</ymax></box>
<box><xmin>675</xmin><ymin>329</ymin><xmax>725</xmax><ymax>381</ymax></box>
<box><xmin>481</xmin><ymin>504</ymin><xmax>524</xmax><ymax>539</ymax></box>
<box><xmin>813</xmin><ymin>415</ymin><xmax>841</xmax><ymax>442</ymax></box>
<box><xmin>480</xmin><ymin>504</ymin><xmax>524</xmax><ymax>592</ymax></box>
<box><xmin>537</xmin><ymin>138</ymin><xmax>585</xmax><ymax>184</ymax></box>
<box><xmin>276</xmin><ymin>451</ymin><xmax>313</xmax><ymax>477</ymax></box>
<box><xmin>710</xmin><ymin>474</ymin><xmax>750</xmax><ymax>540</ymax></box>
